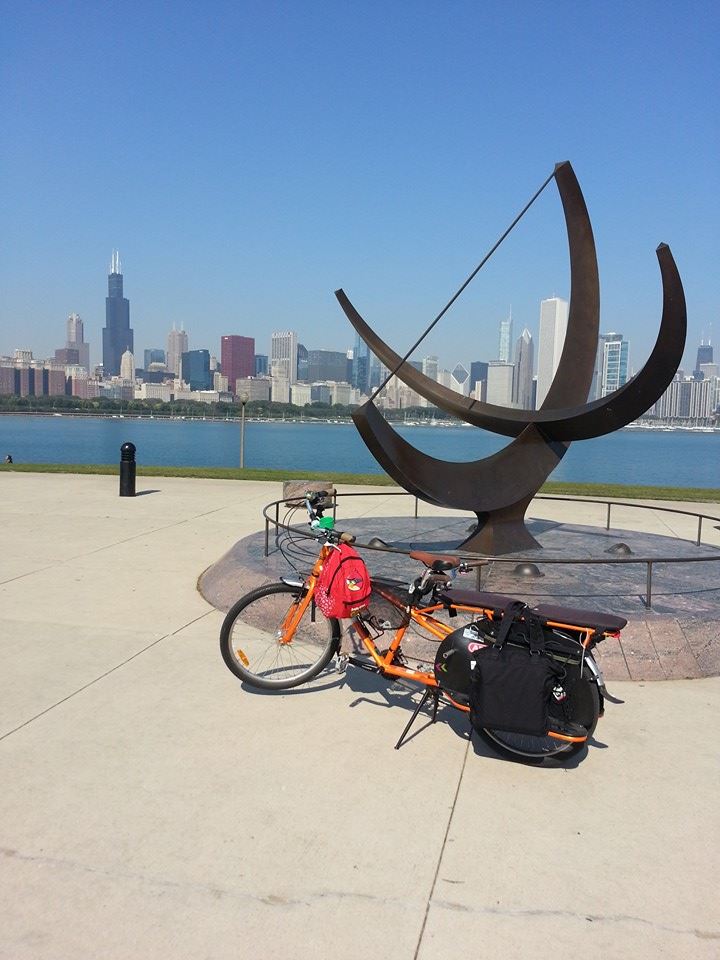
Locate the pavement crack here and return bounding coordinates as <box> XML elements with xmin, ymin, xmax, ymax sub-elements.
<box><xmin>431</xmin><ymin>898</ymin><xmax>720</xmax><ymax>940</ymax></box>
<box><xmin>413</xmin><ymin>732</ymin><xmax>472</xmax><ymax>960</ymax></box>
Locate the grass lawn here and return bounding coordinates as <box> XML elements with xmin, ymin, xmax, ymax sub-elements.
<box><xmin>1</xmin><ymin>461</ymin><xmax>719</xmax><ymax>503</ymax></box>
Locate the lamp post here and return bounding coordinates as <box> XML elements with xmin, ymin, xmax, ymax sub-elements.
<box><xmin>239</xmin><ymin>392</ymin><xmax>250</xmax><ymax>468</ymax></box>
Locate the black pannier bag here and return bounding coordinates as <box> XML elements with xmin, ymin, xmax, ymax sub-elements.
<box><xmin>469</xmin><ymin>601</ymin><xmax>565</xmax><ymax>737</ymax></box>
<box><xmin>434</xmin><ymin>618</ymin><xmax>494</xmax><ymax>704</ymax></box>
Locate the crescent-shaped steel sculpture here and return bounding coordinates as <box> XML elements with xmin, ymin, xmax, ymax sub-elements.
<box><xmin>335</xmin><ymin>162</ymin><xmax>687</xmax><ymax>555</ymax></box>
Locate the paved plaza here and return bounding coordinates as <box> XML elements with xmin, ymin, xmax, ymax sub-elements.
<box><xmin>1</xmin><ymin>472</ymin><xmax>719</xmax><ymax>959</ymax></box>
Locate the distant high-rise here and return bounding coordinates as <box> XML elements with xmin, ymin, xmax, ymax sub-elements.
<box><xmin>306</xmin><ymin>349</ymin><xmax>348</xmax><ymax>382</ymax></box>
<box><xmin>221</xmin><ymin>335</ymin><xmax>255</xmax><ymax>394</ymax></box>
<box><xmin>352</xmin><ymin>332</ymin><xmax>370</xmax><ymax>394</ymax></box>
<box><xmin>120</xmin><ymin>350</ymin><xmax>135</xmax><ymax>382</ymax></box>
<box><xmin>271</xmin><ymin>331</ymin><xmax>298</xmax><ymax>385</ymax></box>
<box><xmin>182</xmin><ymin>349</ymin><xmax>212</xmax><ymax>391</ymax></box>
<box><xmin>469</xmin><ymin>361</ymin><xmax>488</xmax><ymax>394</ymax></box>
<box><xmin>422</xmin><ymin>356</ymin><xmax>439</xmax><ymax>382</ymax></box>
<box><xmin>512</xmin><ymin>329</ymin><xmax>534</xmax><ymax>408</ymax></box>
<box><xmin>167</xmin><ymin>324</ymin><xmax>189</xmax><ymax>377</ymax></box>
<box><xmin>694</xmin><ymin>339</ymin><xmax>713</xmax><ymax>379</ymax></box>
<box><xmin>255</xmin><ymin>354</ymin><xmax>268</xmax><ymax>376</ymax></box>
<box><xmin>144</xmin><ymin>348</ymin><xmax>165</xmax><ymax>368</ymax></box>
<box><xmin>66</xmin><ymin>313</ymin><xmax>90</xmax><ymax>371</ymax></box>
<box><xmin>498</xmin><ymin>311</ymin><xmax>513</xmax><ymax>362</ymax></box>
<box><xmin>102</xmin><ymin>251</ymin><xmax>133</xmax><ymax>377</ymax></box>
<box><xmin>597</xmin><ymin>333</ymin><xmax>629</xmax><ymax>397</ymax></box>
<box><xmin>536</xmin><ymin>297</ymin><xmax>569</xmax><ymax>407</ymax></box>
<box><xmin>450</xmin><ymin>362</ymin><xmax>470</xmax><ymax>396</ymax></box>
<box><xmin>486</xmin><ymin>361</ymin><xmax>514</xmax><ymax>406</ymax></box>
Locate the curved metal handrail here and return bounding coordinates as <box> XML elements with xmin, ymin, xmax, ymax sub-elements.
<box><xmin>262</xmin><ymin>491</ymin><xmax>720</xmax><ymax>609</ymax></box>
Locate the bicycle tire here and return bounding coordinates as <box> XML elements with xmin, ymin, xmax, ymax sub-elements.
<box><xmin>477</xmin><ymin>662</ymin><xmax>601</xmax><ymax>763</ymax></box>
<box><xmin>220</xmin><ymin>582</ymin><xmax>340</xmax><ymax>690</ymax></box>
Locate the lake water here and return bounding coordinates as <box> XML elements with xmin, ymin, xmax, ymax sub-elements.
<box><xmin>1</xmin><ymin>414</ymin><xmax>719</xmax><ymax>488</ymax></box>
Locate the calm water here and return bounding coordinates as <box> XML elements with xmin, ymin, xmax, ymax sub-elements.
<box><xmin>1</xmin><ymin>414</ymin><xmax>719</xmax><ymax>488</ymax></box>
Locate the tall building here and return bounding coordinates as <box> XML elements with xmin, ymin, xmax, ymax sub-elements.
<box><xmin>694</xmin><ymin>339</ymin><xmax>713</xmax><ymax>379</ymax></box>
<box><xmin>422</xmin><ymin>356</ymin><xmax>439</xmax><ymax>382</ymax></box>
<box><xmin>221</xmin><ymin>335</ymin><xmax>255</xmax><ymax>394</ymax></box>
<box><xmin>271</xmin><ymin>331</ymin><xmax>298</xmax><ymax>385</ymax></box>
<box><xmin>536</xmin><ymin>297</ymin><xmax>569</xmax><ymax>407</ymax></box>
<box><xmin>595</xmin><ymin>333</ymin><xmax>629</xmax><ymax>397</ymax></box>
<box><xmin>296</xmin><ymin>344</ymin><xmax>309</xmax><ymax>382</ymax></box>
<box><xmin>512</xmin><ymin>329</ymin><xmax>534</xmax><ymax>408</ymax></box>
<box><xmin>66</xmin><ymin>313</ymin><xmax>90</xmax><ymax>371</ymax></box>
<box><xmin>498</xmin><ymin>311</ymin><xmax>513</xmax><ymax>363</ymax></box>
<box><xmin>469</xmin><ymin>361</ymin><xmax>488</xmax><ymax>395</ymax></box>
<box><xmin>120</xmin><ymin>350</ymin><xmax>135</xmax><ymax>382</ymax></box>
<box><xmin>102</xmin><ymin>251</ymin><xmax>133</xmax><ymax>377</ymax></box>
<box><xmin>181</xmin><ymin>350</ymin><xmax>212</xmax><ymax>390</ymax></box>
<box><xmin>486</xmin><ymin>361</ymin><xmax>514</xmax><ymax>406</ymax></box>
<box><xmin>255</xmin><ymin>354</ymin><xmax>268</xmax><ymax>376</ymax></box>
<box><xmin>352</xmin><ymin>332</ymin><xmax>370</xmax><ymax>394</ymax></box>
<box><xmin>144</xmin><ymin>348</ymin><xmax>165</xmax><ymax>368</ymax></box>
<box><xmin>306</xmin><ymin>350</ymin><xmax>350</xmax><ymax>383</ymax></box>
<box><xmin>166</xmin><ymin>324</ymin><xmax>189</xmax><ymax>376</ymax></box>
<box><xmin>450</xmin><ymin>362</ymin><xmax>470</xmax><ymax>396</ymax></box>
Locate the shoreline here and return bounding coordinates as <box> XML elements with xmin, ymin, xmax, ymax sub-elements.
<box><xmin>0</xmin><ymin>410</ymin><xmax>718</xmax><ymax>433</ymax></box>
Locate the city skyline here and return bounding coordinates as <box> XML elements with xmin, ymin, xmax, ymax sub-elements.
<box><xmin>1</xmin><ymin>4</ymin><xmax>717</xmax><ymax>373</ymax></box>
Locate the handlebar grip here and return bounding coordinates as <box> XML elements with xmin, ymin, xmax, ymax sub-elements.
<box><xmin>339</xmin><ymin>531</ymin><xmax>355</xmax><ymax>544</ymax></box>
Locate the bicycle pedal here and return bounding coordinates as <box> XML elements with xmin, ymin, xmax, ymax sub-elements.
<box><xmin>335</xmin><ymin>654</ymin><xmax>349</xmax><ymax>674</ymax></box>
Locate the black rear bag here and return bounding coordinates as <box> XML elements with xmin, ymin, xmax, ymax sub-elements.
<box><xmin>470</xmin><ymin>601</ymin><xmax>565</xmax><ymax>737</ymax></box>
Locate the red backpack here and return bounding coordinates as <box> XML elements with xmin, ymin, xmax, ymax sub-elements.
<box><xmin>315</xmin><ymin>543</ymin><xmax>372</xmax><ymax>619</ymax></box>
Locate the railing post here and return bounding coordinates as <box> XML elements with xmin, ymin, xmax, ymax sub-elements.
<box><xmin>644</xmin><ymin>560</ymin><xmax>653</xmax><ymax>609</ymax></box>
<box><xmin>606</xmin><ymin>502</ymin><xmax>611</xmax><ymax>530</ymax></box>
<box><xmin>414</xmin><ymin>497</ymin><xmax>418</xmax><ymax>519</ymax></box>
<box><xmin>264</xmin><ymin>517</ymin><xmax>269</xmax><ymax>557</ymax></box>
<box><xmin>697</xmin><ymin>516</ymin><xmax>703</xmax><ymax>546</ymax></box>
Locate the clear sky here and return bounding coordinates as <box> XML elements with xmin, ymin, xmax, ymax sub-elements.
<box><xmin>2</xmin><ymin>0</ymin><xmax>718</xmax><ymax>374</ymax></box>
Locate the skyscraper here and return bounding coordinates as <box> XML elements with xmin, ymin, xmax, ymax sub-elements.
<box><xmin>120</xmin><ymin>350</ymin><xmax>135</xmax><ymax>382</ymax></box>
<box><xmin>469</xmin><ymin>361</ymin><xmax>488</xmax><ymax>395</ymax></box>
<box><xmin>102</xmin><ymin>251</ymin><xmax>133</xmax><ymax>377</ymax></box>
<box><xmin>352</xmin><ymin>332</ymin><xmax>370</xmax><ymax>394</ymax></box>
<box><xmin>167</xmin><ymin>324</ymin><xmax>189</xmax><ymax>377</ymax></box>
<box><xmin>694</xmin><ymin>339</ymin><xmax>713</xmax><ymax>379</ymax></box>
<box><xmin>450</xmin><ymin>362</ymin><xmax>470</xmax><ymax>396</ymax></box>
<box><xmin>597</xmin><ymin>333</ymin><xmax>629</xmax><ymax>397</ymax></box>
<box><xmin>512</xmin><ymin>329</ymin><xmax>534</xmax><ymax>408</ymax></box>
<box><xmin>66</xmin><ymin>313</ymin><xmax>90</xmax><ymax>371</ymax></box>
<box><xmin>422</xmin><ymin>356</ymin><xmax>439</xmax><ymax>382</ymax></box>
<box><xmin>486</xmin><ymin>361</ymin><xmax>514</xmax><ymax>405</ymax></box>
<box><xmin>182</xmin><ymin>350</ymin><xmax>212</xmax><ymax>390</ymax></box>
<box><xmin>271</xmin><ymin>331</ymin><xmax>298</xmax><ymax>385</ymax></box>
<box><xmin>221</xmin><ymin>335</ymin><xmax>255</xmax><ymax>394</ymax></box>
<box><xmin>498</xmin><ymin>310</ymin><xmax>513</xmax><ymax>362</ymax></box>
<box><xmin>536</xmin><ymin>297</ymin><xmax>569</xmax><ymax>407</ymax></box>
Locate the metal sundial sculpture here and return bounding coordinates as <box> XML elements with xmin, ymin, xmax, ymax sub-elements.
<box><xmin>335</xmin><ymin>162</ymin><xmax>686</xmax><ymax>555</ymax></box>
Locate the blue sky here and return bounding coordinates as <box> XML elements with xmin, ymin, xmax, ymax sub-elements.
<box><xmin>2</xmin><ymin>0</ymin><xmax>718</xmax><ymax>373</ymax></box>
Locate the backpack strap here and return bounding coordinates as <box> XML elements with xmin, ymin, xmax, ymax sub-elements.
<box><xmin>492</xmin><ymin>600</ymin><xmax>528</xmax><ymax>649</ymax></box>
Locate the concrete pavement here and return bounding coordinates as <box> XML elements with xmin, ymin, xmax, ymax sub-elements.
<box><xmin>0</xmin><ymin>473</ymin><xmax>718</xmax><ymax>959</ymax></box>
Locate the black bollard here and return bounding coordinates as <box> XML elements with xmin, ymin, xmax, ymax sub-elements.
<box><xmin>119</xmin><ymin>441</ymin><xmax>136</xmax><ymax>497</ymax></box>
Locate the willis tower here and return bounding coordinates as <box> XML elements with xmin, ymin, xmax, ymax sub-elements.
<box><xmin>102</xmin><ymin>250</ymin><xmax>133</xmax><ymax>376</ymax></box>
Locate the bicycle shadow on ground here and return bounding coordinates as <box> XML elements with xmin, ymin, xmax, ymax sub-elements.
<box><xmin>339</xmin><ymin>667</ymin><xmax>473</xmax><ymax>748</ymax></box>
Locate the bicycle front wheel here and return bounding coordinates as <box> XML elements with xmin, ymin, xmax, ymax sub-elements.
<box><xmin>220</xmin><ymin>582</ymin><xmax>340</xmax><ymax>690</ymax></box>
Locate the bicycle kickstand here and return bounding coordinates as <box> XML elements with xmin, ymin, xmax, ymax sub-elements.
<box><xmin>394</xmin><ymin>687</ymin><xmax>440</xmax><ymax>750</ymax></box>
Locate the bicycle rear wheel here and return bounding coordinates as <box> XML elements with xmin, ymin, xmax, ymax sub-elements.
<box><xmin>220</xmin><ymin>582</ymin><xmax>340</xmax><ymax>689</ymax></box>
<box><xmin>477</xmin><ymin>663</ymin><xmax>600</xmax><ymax>763</ymax></box>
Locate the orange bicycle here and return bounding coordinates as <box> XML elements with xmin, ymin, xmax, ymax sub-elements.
<box><xmin>220</xmin><ymin>491</ymin><xmax>626</xmax><ymax>761</ymax></box>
